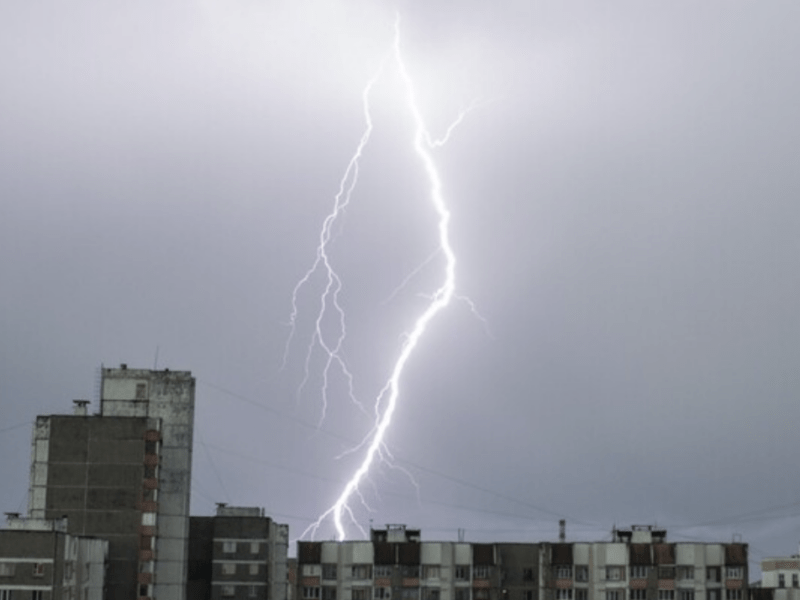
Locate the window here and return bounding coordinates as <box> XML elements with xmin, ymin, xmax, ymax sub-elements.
<box><xmin>677</xmin><ymin>567</ymin><xmax>694</xmax><ymax>581</ymax></box>
<box><xmin>707</xmin><ymin>592</ymin><xmax>720</xmax><ymax>600</ymax></box>
<box><xmin>526</xmin><ymin>591</ymin><xmax>536</xmax><ymax>600</ymax></box>
<box><xmin>136</xmin><ymin>383</ymin><xmax>147</xmax><ymax>398</ymax></box>
<box><xmin>455</xmin><ymin>566</ymin><xmax>471</xmax><ymax>581</ymax></box>
<box><xmin>779</xmin><ymin>574</ymin><xmax>785</xmax><ymax>588</ymax></box>
<box><xmin>423</xmin><ymin>566</ymin><xmax>440</xmax><ymax>579</ymax></box>
<box><xmin>375</xmin><ymin>566</ymin><xmax>393</xmax><ymax>577</ymax></box>
<box><xmin>223</xmin><ymin>586</ymin><xmax>236</xmax><ymax>598</ymax></box>
<box><xmin>706</xmin><ymin>568</ymin><xmax>720</xmax><ymax>582</ymax></box>
<box><xmin>455</xmin><ymin>590</ymin><xmax>470</xmax><ymax>600</ymax></box>
<box><xmin>250</xmin><ymin>564</ymin><xmax>259</xmax><ymax>575</ymax></box>
<box><xmin>793</xmin><ymin>574</ymin><xmax>799</xmax><ymax>588</ymax></box>
<box><xmin>323</xmin><ymin>564</ymin><xmax>337</xmax><ymax>580</ymax></box>
<box><xmin>630</xmin><ymin>567</ymin><xmax>650</xmax><ymax>579</ymax></box>
<box><xmin>352</xmin><ymin>565</ymin><xmax>372</xmax><ymax>579</ymax></box>
<box><xmin>631</xmin><ymin>591</ymin><xmax>646</xmax><ymax>600</ymax></box>
<box><xmin>679</xmin><ymin>591</ymin><xmax>694</xmax><ymax>600</ymax></box>
<box><xmin>523</xmin><ymin>568</ymin><xmax>535</xmax><ymax>582</ymax></box>
<box><xmin>607</xmin><ymin>591</ymin><xmax>621</xmax><ymax>600</ymax></box>
<box><xmin>0</xmin><ymin>591</ymin><xmax>12</xmax><ymax>600</ymax></box>
<box><xmin>423</xmin><ymin>588</ymin><xmax>441</xmax><ymax>600</ymax></box>
<box><xmin>139</xmin><ymin>585</ymin><xmax>149</xmax><ymax>597</ymax></box>
<box><xmin>401</xmin><ymin>589</ymin><xmax>418</xmax><ymax>600</ymax></box>
<box><xmin>474</xmin><ymin>591</ymin><xmax>489</xmax><ymax>600</ymax></box>
<box><xmin>555</xmin><ymin>566</ymin><xmax>572</xmax><ymax>579</ymax></box>
<box><xmin>33</xmin><ymin>592</ymin><xmax>43</xmax><ymax>600</ymax></box>
<box><xmin>375</xmin><ymin>588</ymin><xmax>390</xmax><ymax>599</ymax></box>
<box><xmin>725</xmin><ymin>592</ymin><xmax>742</xmax><ymax>600</ymax></box>
<box><xmin>576</xmin><ymin>591</ymin><xmax>587</xmax><ymax>600</ymax></box>
<box><xmin>606</xmin><ymin>567</ymin><xmax>625</xmax><ymax>581</ymax></box>
<box><xmin>402</xmin><ymin>566</ymin><xmax>420</xmax><ymax>578</ymax></box>
<box><xmin>32</xmin><ymin>563</ymin><xmax>45</xmax><ymax>577</ymax></box>
<box><xmin>556</xmin><ymin>590</ymin><xmax>573</xmax><ymax>600</ymax></box>
<box><xmin>0</xmin><ymin>563</ymin><xmax>15</xmax><ymax>577</ymax></box>
<box><xmin>353</xmin><ymin>588</ymin><xmax>371</xmax><ymax>600</ymax></box>
<box><xmin>575</xmin><ymin>566</ymin><xmax>588</xmax><ymax>582</ymax></box>
<box><xmin>223</xmin><ymin>541</ymin><xmax>237</xmax><ymax>553</ymax></box>
<box><xmin>222</xmin><ymin>563</ymin><xmax>236</xmax><ymax>575</ymax></box>
<box><xmin>658</xmin><ymin>567</ymin><xmax>675</xmax><ymax>580</ymax></box>
<box><xmin>725</xmin><ymin>567</ymin><xmax>742</xmax><ymax>580</ymax></box>
<box><xmin>323</xmin><ymin>588</ymin><xmax>337</xmax><ymax>600</ymax></box>
<box><xmin>474</xmin><ymin>566</ymin><xmax>491</xmax><ymax>579</ymax></box>
<box><xmin>250</xmin><ymin>586</ymin><xmax>259</xmax><ymax>598</ymax></box>
<box><xmin>304</xmin><ymin>588</ymin><xmax>321</xmax><ymax>599</ymax></box>
<box><xmin>251</xmin><ymin>542</ymin><xmax>260</xmax><ymax>554</ymax></box>
<box><xmin>658</xmin><ymin>591</ymin><xmax>674</xmax><ymax>600</ymax></box>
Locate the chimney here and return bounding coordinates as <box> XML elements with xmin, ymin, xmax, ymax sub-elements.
<box><xmin>559</xmin><ymin>519</ymin><xmax>566</xmax><ymax>542</ymax></box>
<box><xmin>73</xmin><ymin>400</ymin><xmax>90</xmax><ymax>416</ymax></box>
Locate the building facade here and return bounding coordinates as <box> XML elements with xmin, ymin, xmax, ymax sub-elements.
<box><xmin>752</xmin><ymin>552</ymin><xmax>800</xmax><ymax>600</ymax></box>
<box><xmin>297</xmin><ymin>525</ymin><xmax>538</xmax><ymax>600</ymax></box>
<box><xmin>187</xmin><ymin>505</ymin><xmax>289</xmax><ymax>600</ymax></box>
<box><xmin>295</xmin><ymin>525</ymin><xmax>748</xmax><ymax>600</ymax></box>
<box><xmin>0</xmin><ymin>515</ymin><xmax>107</xmax><ymax>600</ymax></box>
<box><xmin>27</xmin><ymin>365</ymin><xmax>195</xmax><ymax>600</ymax></box>
<box><xmin>761</xmin><ymin>554</ymin><xmax>800</xmax><ymax>590</ymax></box>
<box><xmin>540</xmin><ymin>526</ymin><xmax>748</xmax><ymax>600</ymax></box>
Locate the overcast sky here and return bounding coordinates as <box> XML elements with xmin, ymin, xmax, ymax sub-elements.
<box><xmin>2</xmin><ymin>0</ymin><xmax>800</xmax><ymax>576</ymax></box>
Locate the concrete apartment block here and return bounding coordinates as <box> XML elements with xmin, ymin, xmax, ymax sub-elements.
<box><xmin>187</xmin><ymin>505</ymin><xmax>289</xmax><ymax>600</ymax></box>
<box><xmin>296</xmin><ymin>525</ymin><xmax>748</xmax><ymax>600</ymax></box>
<box><xmin>27</xmin><ymin>365</ymin><xmax>195</xmax><ymax>600</ymax></box>
<box><xmin>0</xmin><ymin>515</ymin><xmax>107</xmax><ymax>600</ymax></box>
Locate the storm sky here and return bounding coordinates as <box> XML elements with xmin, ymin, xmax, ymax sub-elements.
<box><xmin>2</xmin><ymin>0</ymin><xmax>800</xmax><ymax>575</ymax></box>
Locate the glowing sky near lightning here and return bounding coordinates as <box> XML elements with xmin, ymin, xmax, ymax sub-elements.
<box><xmin>2</xmin><ymin>0</ymin><xmax>800</xmax><ymax>572</ymax></box>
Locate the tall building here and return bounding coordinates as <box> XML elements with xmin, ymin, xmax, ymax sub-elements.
<box><xmin>295</xmin><ymin>525</ymin><xmax>748</xmax><ymax>600</ymax></box>
<box><xmin>187</xmin><ymin>504</ymin><xmax>289</xmax><ymax>600</ymax></box>
<box><xmin>0</xmin><ymin>514</ymin><xmax>108</xmax><ymax>600</ymax></box>
<box><xmin>27</xmin><ymin>365</ymin><xmax>195</xmax><ymax>600</ymax></box>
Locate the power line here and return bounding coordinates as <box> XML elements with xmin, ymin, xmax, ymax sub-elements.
<box><xmin>196</xmin><ymin>378</ymin><xmax>595</xmax><ymax>527</ymax></box>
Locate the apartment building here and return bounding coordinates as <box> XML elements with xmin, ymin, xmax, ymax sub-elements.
<box><xmin>295</xmin><ymin>525</ymin><xmax>747</xmax><ymax>600</ymax></box>
<box><xmin>188</xmin><ymin>505</ymin><xmax>289</xmax><ymax>600</ymax></box>
<box><xmin>27</xmin><ymin>365</ymin><xmax>195</xmax><ymax>600</ymax></box>
<box><xmin>540</xmin><ymin>525</ymin><xmax>748</xmax><ymax>600</ymax></box>
<box><xmin>751</xmin><ymin>552</ymin><xmax>800</xmax><ymax>600</ymax></box>
<box><xmin>0</xmin><ymin>515</ymin><xmax>107</xmax><ymax>600</ymax></box>
<box><xmin>297</xmin><ymin>525</ymin><xmax>541</xmax><ymax>600</ymax></box>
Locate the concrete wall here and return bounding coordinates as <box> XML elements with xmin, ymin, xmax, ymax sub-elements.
<box><xmin>102</xmin><ymin>366</ymin><xmax>195</xmax><ymax>600</ymax></box>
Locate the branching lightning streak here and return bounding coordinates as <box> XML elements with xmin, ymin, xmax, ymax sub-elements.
<box><xmin>295</xmin><ymin>15</ymin><xmax>464</xmax><ymax>542</ymax></box>
<box><xmin>282</xmin><ymin>68</ymin><xmax>384</xmax><ymax>420</ymax></box>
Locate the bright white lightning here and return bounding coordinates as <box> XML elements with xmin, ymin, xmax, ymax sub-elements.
<box><xmin>295</xmin><ymin>16</ymin><xmax>466</xmax><ymax>541</ymax></box>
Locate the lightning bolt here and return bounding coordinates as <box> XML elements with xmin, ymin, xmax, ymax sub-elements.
<box><xmin>292</xmin><ymin>15</ymin><xmax>468</xmax><ymax>541</ymax></box>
